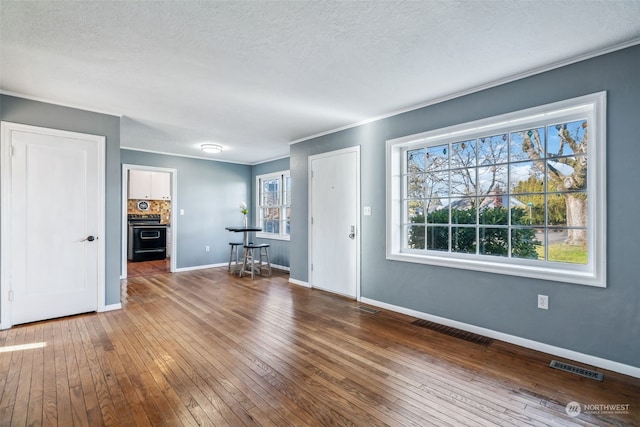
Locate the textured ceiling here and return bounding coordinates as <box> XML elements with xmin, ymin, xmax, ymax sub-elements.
<box><xmin>2</xmin><ymin>1</ymin><xmax>640</xmax><ymax>164</ymax></box>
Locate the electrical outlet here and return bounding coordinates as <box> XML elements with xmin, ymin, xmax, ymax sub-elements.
<box><xmin>205</xmin><ymin>245</ymin><xmax>210</xmax><ymax>252</ymax></box>
<box><xmin>538</xmin><ymin>294</ymin><xmax>549</xmax><ymax>310</ymax></box>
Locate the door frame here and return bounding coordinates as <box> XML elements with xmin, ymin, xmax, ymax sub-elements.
<box><xmin>121</xmin><ymin>164</ymin><xmax>178</xmax><ymax>279</ymax></box>
<box><xmin>308</xmin><ymin>146</ymin><xmax>361</xmax><ymax>300</ymax></box>
<box><xmin>1</xmin><ymin>121</ymin><xmax>106</xmax><ymax>330</ymax></box>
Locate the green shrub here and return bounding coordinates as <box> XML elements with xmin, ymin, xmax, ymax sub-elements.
<box><xmin>408</xmin><ymin>206</ymin><xmax>540</xmax><ymax>258</ymax></box>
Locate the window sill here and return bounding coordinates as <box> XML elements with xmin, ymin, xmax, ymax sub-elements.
<box><xmin>255</xmin><ymin>232</ymin><xmax>290</xmax><ymax>241</ymax></box>
<box><xmin>386</xmin><ymin>251</ymin><xmax>604</xmax><ymax>288</ymax></box>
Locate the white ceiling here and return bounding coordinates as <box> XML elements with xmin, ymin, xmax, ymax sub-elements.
<box><xmin>2</xmin><ymin>1</ymin><xmax>640</xmax><ymax>164</ymax></box>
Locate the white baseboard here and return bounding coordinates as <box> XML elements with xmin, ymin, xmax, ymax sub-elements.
<box><xmin>360</xmin><ymin>297</ymin><xmax>640</xmax><ymax>379</ymax></box>
<box><xmin>271</xmin><ymin>264</ymin><xmax>290</xmax><ymax>272</ymax></box>
<box><xmin>101</xmin><ymin>303</ymin><xmax>122</xmax><ymax>312</ymax></box>
<box><xmin>289</xmin><ymin>278</ymin><xmax>310</xmax><ymax>288</ymax></box>
<box><xmin>174</xmin><ymin>263</ymin><xmax>226</xmax><ymax>272</ymax></box>
<box><xmin>174</xmin><ymin>263</ymin><xmax>290</xmax><ymax>273</ymax></box>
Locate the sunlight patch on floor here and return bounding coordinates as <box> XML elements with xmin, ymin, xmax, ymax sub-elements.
<box><xmin>0</xmin><ymin>341</ymin><xmax>47</xmax><ymax>353</ymax></box>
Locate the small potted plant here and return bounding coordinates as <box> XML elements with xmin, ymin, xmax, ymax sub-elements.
<box><xmin>240</xmin><ymin>202</ymin><xmax>249</xmax><ymax>226</ymax></box>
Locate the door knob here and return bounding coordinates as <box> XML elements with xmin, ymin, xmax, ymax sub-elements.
<box><xmin>348</xmin><ymin>226</ymin><xmax>356</xmax><ymax>240</ymax></box>
<box><xmin>82</xmin><ymin>235</ymin><xmax>96</xmax><ymax>242</ymax></box>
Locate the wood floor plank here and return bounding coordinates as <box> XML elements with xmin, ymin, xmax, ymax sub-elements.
<box><xmin>123</xmin><ymin>324</ymin><xmax>201</xmax><ymax>426</ymax></box>
<box><xmin>0</xmin><ymin>326</ymin><xmax>25</xmax><ymax>418</ymax></box>
<box><xmin>199</xmin><ymin>285</ymin><xmax>469</xmax><ymax>425</ymax></box>
<box><xmin>0</xmin><ymin>328</ymin><xmax>18</xmax><ymax>409</ymax></box>
<box><xmin>76</xmin><ymin>317</ymin><xmax>118</xmax><ymax>426</ymax></box>
<box><xmin>0</xmin><ymin>406</ymin><xmax>13</xmax><ymax>427</ymax></box>
<box><xmin>152</xmin><ymin>276</ymin><xmax>525</xmax><ymax>426</ymax></box>
<box><xmin>107</xmin><ymin>311</ymin><xmax>194</xmax><ymax>426</ymax></box>
<box><xmin>9</xmin><ymin>325</ymin><xmax>36</xmax><ymax>426</ymax></box>
<box><xmin>134</xmin><ymin>304</ymin><xmax>248</xmax><ymax>426</ymax></box>
<box><xmin>148</xmin><ymin>298</ymin><xmax>328</xmax><ymax>426</ymax></box>
<box><xmin>1</xmin><ymin>267</ymin><xmax>638</xmax><ymax>426</ymax></box>
<box><xmin>103</xmin><ymin>329</ymin><xmax>165</xmax><ymax>426</ymax></box>
<box><xmin>52</xmin><ymin>320</ymin><xmax>74</xmax><ymax>426</ymax></box>
<box><xmin>200</xmin><ymin>303</ymin><xmax>433</xmax><ymax>426</ymax></box>
<box><xmin>25</xmin><ymin>323</ymin><xmax>45</xmax><ymax>427</ymax></box>
<box><xmin>156</xmin><ymin>334</ymin><xmax>268</xmax><ymax>426</ymax></box>
<box><xmin>303</xmin><ymin>320</ymin><xmax>551</xmax><ymax>425</ymax></box>
<box><xmin>117</xmin><ymin>304</ymin><xmax>221</xmax><ymax>426</ymax></box>
<box><xmin>85</xmin><ymin>315</ymin><xmax>139</xmax><ymax>426</ymax></box>
<box><xmin>41</xmin><ymin>321</ymin><xmax>58</xmax><ymax>426</ymax></box>
<box><xmin>140</xmin><ymin>281</ymin><xmax>329</xmax><ymax>426</ymax></box>
<box><xmin>127</xmin><ymin>259</ymin><xmax>170</xmax><ymax>278</ymax></box>
<box><xmin>58</xmin><ymin>319</ymin><xmax>91</xmax><ymax>427</ymax></box>
<box><xmin>69</xmin><ymin>317</ymin><xmax>102</xmax><ymax>425</ymax></box>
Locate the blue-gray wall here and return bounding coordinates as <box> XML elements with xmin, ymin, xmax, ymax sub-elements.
<box><xmin>0</xmin><ymin>94</ymin><xmax>122</xmax><ymax>305</ymax></box>
<box><xmin>121</xmin><ymin>150</ymin><xmax>252</xmax><ymax>269</ymax></box>
<box><xmin>290</xmin><ymin>45</ymin><xmax>640</xmax><ymax>369</ymax></box>
<box><xmin>251</xmin><ymin>157</ymin><xmax>290</xmax><ymax>268</ymax></box>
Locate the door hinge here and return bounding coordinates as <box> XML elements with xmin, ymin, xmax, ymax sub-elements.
<box><xmin>311</xmin><ymin>217</ymin><xmax>313</xmax><ymax>225</ymax></box>
<box><xmin>8</xmin><ymin>290</ymin><xmax>14</xmax><ymax>302</ymax></box>
<box><xmin>311</xmin><ymin>264</ymin><xmax>313</xmax><ymax>271</ymax></box>
<box><xmin>9</xmin><ymin>145</ymin><xmax>14</xmax><ymax>157</ymax></box>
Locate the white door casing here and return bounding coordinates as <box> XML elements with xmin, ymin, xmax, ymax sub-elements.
<box><xmin>1</xmin><ymin>122</ymin><xmax>105</xmax><ymax>328</ymax></box>
<box><xmin>121</xmin><ymin>164</ymin><xmax>177</xmax><ymax>279</ymax></box>
<box><xmin>309</xmin><ymin>147</ymin><xmax>360</xmax><ymax>299</ymax></box>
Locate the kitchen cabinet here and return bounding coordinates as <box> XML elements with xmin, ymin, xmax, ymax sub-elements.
<box><xmin>128</xmin><ymin>170</ymin><xmax>152</xmax><ymax>199</ymax></box>
<box><xmin>151</xmin><ymin>171</ymin><xmax>171</xmax><ymax>200</ymax></box>
<box><xmin>129</xmin><ymin>170</ymin><xmax>171</xmax><ymax>200</ymax></box>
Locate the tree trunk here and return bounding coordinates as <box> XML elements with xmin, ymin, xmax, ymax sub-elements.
<box><xmin>565</xmin><ymin>194</ymin><xmax>587</xmax><ymax>245</ymax></box>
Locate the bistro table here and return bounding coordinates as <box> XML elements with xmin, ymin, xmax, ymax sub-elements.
<box><xmin>225</xmin><ymin>225</ymin><xmax>262</xmax><ymax>246</ymax></box>
<box><xmin>225</xmin><ymin>226</ymin><xmax>262</xmax><ymax>274</ymax></box>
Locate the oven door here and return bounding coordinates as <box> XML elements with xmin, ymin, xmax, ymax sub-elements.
<box><xmin>128</xmin><ymin>225</ymin><xmax>167</xmax><ymax>261</ymax></box>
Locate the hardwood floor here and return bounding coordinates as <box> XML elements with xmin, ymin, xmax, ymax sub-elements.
<box><xmin>127</xmin><ymin>258</ymin><xmax>170</xmax><ymax>278</ymax></box>
<box><xmin>1</xmin><ymin>267</ymin><xmax>638</xmax><ymax>426</ymax></box>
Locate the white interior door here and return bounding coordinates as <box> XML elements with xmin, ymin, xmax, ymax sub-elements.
<box><xmin>310</xmin><ymin>147</ymin><xmax>360</xmax><ymax>298</ymax></box>
<box><xmin>1</xmin><ymin>122</ymin><xmax>104</xmax><ymax>326</ymax></box>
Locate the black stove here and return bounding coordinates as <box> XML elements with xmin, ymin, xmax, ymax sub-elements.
<box><xmin>128</xmin><ymin>214</ymin><xmax>162</xmax><ymax>225</ymax></box>
<box><xmin>127</xmin><ymin>214</ymin><xmax>167</xmax><ymax>261</ymax></box>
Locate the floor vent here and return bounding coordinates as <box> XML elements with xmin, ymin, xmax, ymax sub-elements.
<box><xmin>411</xmin><ymin>319</ymin><xmax>493</xmax><ymax>346</ymax></box>
<box><xmin>549</xmin><ymin>360</ymin><xmax>604</xmax><ymax>381</ymax></box>
<box><xmin>357</xmin><ymin>306</ymin><xmax>379</xmax><ymax>314</ymax></box>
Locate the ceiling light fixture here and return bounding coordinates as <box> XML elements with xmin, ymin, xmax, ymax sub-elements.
<box><xmin>201</xmin><ymin>143</ymin><xmax>222</xmax><ymax>153</ymax></box>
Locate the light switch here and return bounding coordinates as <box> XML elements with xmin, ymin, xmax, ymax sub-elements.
<box><xmin>364</xmin><ymin>206</ymin><xmax>372</xmax><ymax>216</ymax></box>
<box><xmin>180</xmin><ymin>209</ymin><xmax>185</xmax><ymax>215</ymax></box>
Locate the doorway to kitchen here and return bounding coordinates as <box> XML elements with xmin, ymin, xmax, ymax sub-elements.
<box><xmin>121</xmin><ymin>164</ymin><xmax>177</xmax><ymax>279</ymax></box>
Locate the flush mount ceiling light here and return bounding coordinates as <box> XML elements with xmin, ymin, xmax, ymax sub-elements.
<box><xmin>201</xmin><ymin>143</ymin><xmax>222</xmax><ymax>153</ymax></box>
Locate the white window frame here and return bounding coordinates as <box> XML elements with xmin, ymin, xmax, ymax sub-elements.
<box><xmin>386</xmin><ymin>92</ymin><xmax>606</xmax><ymax>287</ymax></box>
<box><xmin>255</xmin><ymin>170</ymin><xmax>290</xmax><ymax>240</ymax></box>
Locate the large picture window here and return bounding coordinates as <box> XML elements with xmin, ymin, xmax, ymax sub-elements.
<box><xmin>256</xmin><ymin>170</ymin><xmax>290</xmax><ymax>240</ymax></box>
<box><xmin>386</xmin><ymin>92</ymin><xmax>606</xmax><ymax>287</ymax></box>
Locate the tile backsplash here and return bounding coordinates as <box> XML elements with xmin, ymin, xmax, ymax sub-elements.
<box><xmin>128</xmin><ymin>199</ymin><xmax>171</xmax><ymax>224</ymax></box>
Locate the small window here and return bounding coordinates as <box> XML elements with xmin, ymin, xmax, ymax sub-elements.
<box><xmin>386</xmin><ymin>92</ymin><xmax>606</xmax><ymax>287</ymax></box>
<box><xmin>256</xmin><ymin>171</ymin><xmax>290</xmax><ymax>240</ymax></box>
